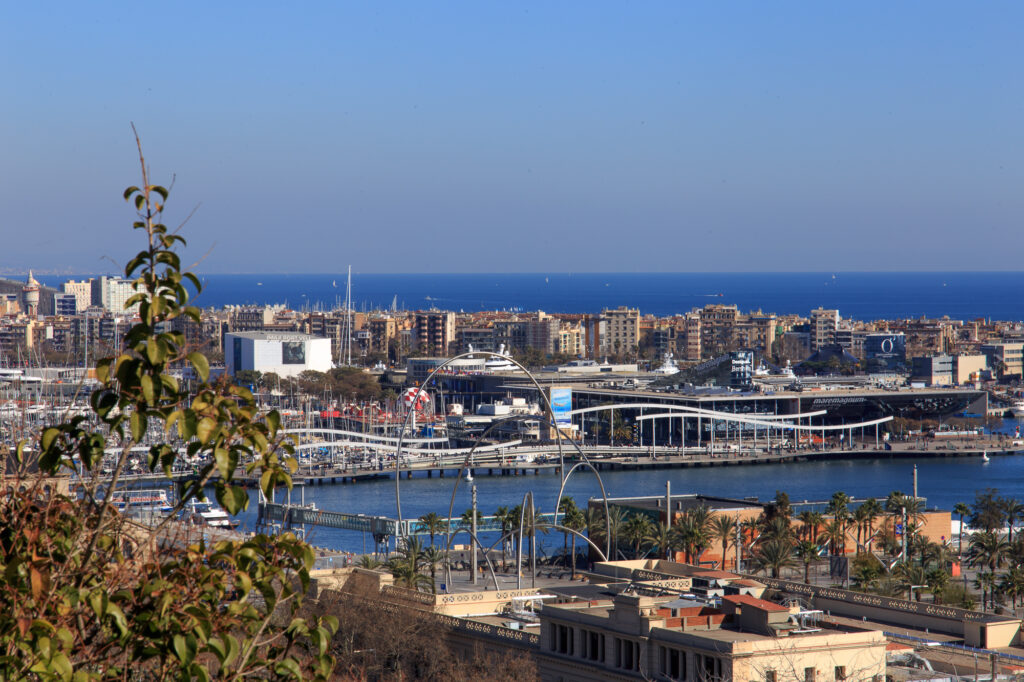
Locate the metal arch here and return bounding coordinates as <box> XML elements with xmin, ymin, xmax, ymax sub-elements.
<box><xmin>635</xmin><ymin>411</ymin><xmax>895</xmax><ymax>431</ymax></box>
<box><xmin>517</xmin><ymin>491</ymin><xmax>535</xmax><ymax>591</ymax></box>
<box><xmin>441</xmin><ymin>526</ymin><xmax>503</xmax><ymax>592</ymax></box>
<box><xmin>553</xmin><ymin>460</ymin><xmax>612</xmax><ymax>560</ymax></box>
<box><xmin>442</xmin><ymin>412</ymin><xmax>552</xmax><ymax>550</ymax></box>
<box><xmin>394</xmin><ymin>351</ymin><xmax>565</xmax><ymax>527</ymax></box>
<box><xmin>568</xmin><ymin>403</ymin><xmax>829</xmax><ymax>420</ymax></box>
<box><xmin>533</xmin><ymin>523</ymin><xmax>608</xmax><ymax>563</ymax></box>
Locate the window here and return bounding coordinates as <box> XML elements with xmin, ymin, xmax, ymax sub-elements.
<box><xmin>615</xmin><ymin>638</ymin><xmax>638</xmax><ymax>671</ymax></box>
<box><xmin>659</xmin><ymin>647</ymin><xmax>683</xmax><ymax>679</ymax></box>
<box><xmin>555</xmin><ymin>624</ymin><xmax>573</xmax><ymax>655</ymax></box>
<box><xmin>805</xmin><ymin>667</ymin><xmax>816</xmax><ymax>682</ymax></box>
<box><xmin>586</xmin><ymin>630</ymin><xmax>603</xmax><ymax>662</ymax></box>
<box><xmin>834</xmin><ymin>666</ymin><xmax>846</xmax><ymax>681</ymax></box>
<box><xmin>765</xmin><ymin>672</ymin><xmax>777</xmax><ymax>682</ymax></box>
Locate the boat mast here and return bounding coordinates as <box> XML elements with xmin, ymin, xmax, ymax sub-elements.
<box><xmin>345</xmin><ymin>265</ymin><xmax>352</xmax><ymax>366</ymax></box>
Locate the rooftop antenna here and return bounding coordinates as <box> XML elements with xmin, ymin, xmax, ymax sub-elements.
<box><xmin>344</xmin><ymin>265</ymin><xmax>352</xmax><ymax>366</ymax></box>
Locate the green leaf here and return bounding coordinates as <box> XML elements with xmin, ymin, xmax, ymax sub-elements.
<box><xmin>216</xmin><ymin>485</ymin><xmax>247</xmax><ymax>515</ymax></box>
<box><xmin>140</xmin><ymin>374</ymin><xmax>155</xmax><ymax>405</ymax></box>
<box><xmin>188</xmin><ymin>352</ymin><xmax>210</xmax><ymax>382</ymax></box>
<box><xmin>172</xmin><ymin>634</ymin><xmax>195</xmax><ymax>665</ymax></box>
<box><xmin>196</xmin><ymin>417</ymin><xmax>216</xmax><ymax>444</ymax></box>
<box><xmin>274</xmin><ymin>658</ymin><xmax>303</xmax><ymax>679</ymax></box>
<box><xmin>130</xmin><ymin>412</ymin><xmax>146</xmax><ymax>442</ymax></box>
<box><xmin>266</xmin><ymin>410</ymin><xmax>280</xmax><ymax>436</ymax></box>
<box><xmin>123</xmin><ymin>186</ymin><xmax>140</xmax><ymax>200</ymax></box>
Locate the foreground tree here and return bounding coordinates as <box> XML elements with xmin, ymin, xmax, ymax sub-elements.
<box><xmin>0</xmin><ymin>138</ymin><xmax>335</xmax><ymax>679</ymax></box>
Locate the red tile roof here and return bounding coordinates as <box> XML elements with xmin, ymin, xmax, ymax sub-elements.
<box><xmin>693</xmin><ymin>570</ymin><xmax>740</xmax><ymax>579</ymax></box>
<box><xmin>721</xmin><ymin>594</ymin><xmax>790</xmax><ymax>613</ymax></box>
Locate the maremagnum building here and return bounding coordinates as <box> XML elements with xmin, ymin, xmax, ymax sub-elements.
<box><xmin>412</xmin><ymin>368</ymin><xmax>986</xmax><ymax>446</ymax></box>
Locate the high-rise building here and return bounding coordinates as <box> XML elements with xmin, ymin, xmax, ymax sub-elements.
<box><xmin>414</xmin><ymin>310</ymin><xmax>455</xmax><ymax>355</ymax></box>
<box><xmin>602</xmin><ymin>306</ymin><xmax>640</xmax><ymax>357</ymax></box>
<box><xmin>810</xmin><ymin>308</ymin><xmax>839</xmax><ymax>352</ymax></box>
<box><xmin>62</xmin><ymin>279</ymin><xmax>92</xmax><ymax>313</ymax></box>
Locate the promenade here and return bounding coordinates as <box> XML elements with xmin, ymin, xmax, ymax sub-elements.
<box><xmin>110</xmin><ymin>434</ymin><xmax>1021</xmax><ymax>490</ymax></box>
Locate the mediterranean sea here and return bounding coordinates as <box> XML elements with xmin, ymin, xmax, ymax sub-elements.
<box><xmin>36</xmin><ymin>271</ymin><xmax>1024</xmax><ymax>320</ymax></box>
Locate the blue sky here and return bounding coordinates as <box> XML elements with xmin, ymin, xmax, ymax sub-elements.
<box><xmin>2</xmin><ymin>2</ymin><xmax>1021</xmax><ymax>274</ymax></box>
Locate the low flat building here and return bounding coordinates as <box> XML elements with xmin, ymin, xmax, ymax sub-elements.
<box><xmin>224</xmin><ymin>331</ymin><xmax>332</xmax><ymax>378</ymax></box>
<box><xmin>538</xmin><ymin>588</ymin><xmax>886</xmax><ymax>681</ymax></box>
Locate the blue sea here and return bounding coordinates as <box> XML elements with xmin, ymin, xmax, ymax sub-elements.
<box><xmin>34</xmin><ymin>271</ymin><xmax>1024</xmax><ymax>320</ymax></box>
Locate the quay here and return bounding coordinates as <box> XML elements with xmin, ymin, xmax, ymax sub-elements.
<box><xmin>110</xmin><ymin>437</ymin><xmax>1022</xmax><ymax>490</ymax></box>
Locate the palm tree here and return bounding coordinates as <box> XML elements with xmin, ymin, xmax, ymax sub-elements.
<box><xmin>643</xmin><ymin>520</ymin><xmax>674</xmax><ymax>561</ymax></box>
<box><xmin>622</xmin><ymin>514</ymin><xmax>654</xmax><ymax>559</ymax></box>
<box><xmin>422</xmin><ymin>546</ymin><xmax>446</xmax><ymax>594</ymax></box>
<box><xmin>821</xmin><ymin>517</ymin><xmax>846</xmax><ymax>556</ymax></box>
<box><xmin>603</xmin><ymin>506</ymin><xmax>628</xmax><ymax>559</ymax></box>
<box><xmin>974</xmin><ymin>571</ymin><xmax>998</xmax><ymax>612</ymax></box>
<box><xmin>356</xmin><ymin>554</ymin><xmax>383</xmax><ymax>569</ymax></box>
<box><xmin>493</xmin><ymin>506</ymin><xmax>509</xmax><ymax>554</ymax></box>
<box><xmin>1000</xmin><ymin>566</ymin><xmax>1024</xmax><ymax>610</ymax></box>
<box><xmin>926</xmin><ymin>567</ymin><xmax>950</xmax><ymax>604</ymax></box>
<box><xmin>564</xmin><ymin>506</ymin><xmax>587</xmax><ymax>578</ymax></box>
<box><xmin>418</xmin><ymin>511</ymin><xmax>446</xmax><ymax>547</ymax></box>
<box><xmin>794</xmin><ymin>539</ymin><xmax>821</xmax><ymax>584</ymax></box>
<box><xmin>1002</xmin><ymin>498</ymin><xmax>1024</xmax><ymax>545</ymax></box>
<box><xmin>860</xmin><ymin>498</ymin><xmax>884</xmax><ymax>550</ymax></box>
<box><xmin>893</xmin><ymin>562</ymin><xmax>927</xmax><ymax>601</ymax></box>
<box><xmin>710</xmin><ymin>515</ymin><xmax>737</xmax><ymax>570</ymax></box>
<box><xmin>582</xmin><ymin>506</ymin><xmax>606</xmax><ymax>558</ymax></box>
<box><xmin>760</xmin><ymin>516</ymin><xmax>793</xmax><ymax>545</ymax></box>
<box><xmin>389</xmin><ymin>536</ymin><xmax>432</xmax><ymax>592</ymax></box>
<box><xmin>953</xmin><ymin>501</ymin><xmax>971</xmax><ymax>560</ymax></box>
<box><xmin>826</xmin><ymin>491</ymin><xmax>852</xmax><ymax>554</ymax></box>
<box><xmin>753</xmin><ymin>538</ymin><xmax>796</xmax><ymax>579</ymax></box>
<box><xmin>969</xmin><ymin>530</ymin><xmax>1010</xmax><ymax>611</ymax></box>
<box><xmin>853</xmin><ymin>504</ymin><xmax>872</xmax><ymax>549</ymax></box>
<box><xmin>969</xmin><ymin>531</ymin><xmax>1010</xmax><ymax>576</ymax></box>
<box><xmin>558</xmin><ymin>497</ymin><xmax>579</xmax><ymax>565</ymax></box>
<box><xmin>672</xmin><ymin>509</ymin><xmax>712</xmax><ymax>565</ymax></box>
<box><xmin>796</xmin><ymin>510</ymin><xmax>817</xmax><ymax>541</ymax></box>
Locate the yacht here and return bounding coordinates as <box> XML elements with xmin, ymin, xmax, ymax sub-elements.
<box><xmin>1010</xmin><ymin>400</ymin><xmax>1024</xmax><ymax>418</ymax></box>
<box><xmin>182</xmin><ymin>498</ymin><xmax>237</xmax><ymax>529</ymax></box>
<box><xmin>652</xmin><ymin>353</ymin><xmax>679</xmax><ymax>375</ymax></box>
<box><xmin>473</xmin><ymin>343</ymin><xmax>517</xmax><ymax>372</ymax></box>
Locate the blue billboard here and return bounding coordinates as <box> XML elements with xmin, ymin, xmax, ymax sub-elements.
<box><xmin>549</xmin><ymin>386</ymin><xmax>573</xmax><ymax>426</ymax></box>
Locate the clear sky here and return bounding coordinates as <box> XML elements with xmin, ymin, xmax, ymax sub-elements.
<box><xmin>2</xmin><ymin>2</ymin><xmax>1021</xmax><ymax>274</ymax></box>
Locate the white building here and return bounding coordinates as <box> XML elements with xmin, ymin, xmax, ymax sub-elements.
<box><xmin>62</xmin><ymin>279</ymin><xmax>93</xmax><ymax>313</ymax></box>
<box><xmin>225</xmin><ymin>332</ymin><xmax>332</xmax><ymax>378</ymax></box>
<box><xmin>91</xmin><ymin>276</ymin><xmax>139</xmax><ymax>314</ymax></box>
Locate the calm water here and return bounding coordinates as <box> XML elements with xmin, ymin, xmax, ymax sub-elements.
<box><xmin>236</xmin><ymin>446</ymin><xmax>1024</xmax><ymax>554</ymax></box>
<box><xmin>36</xmin><ymin>271</ymin><xmax>1024</xmax><ymax>321</ymax></box>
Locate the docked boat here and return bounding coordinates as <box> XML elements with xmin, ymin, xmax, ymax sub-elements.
<box><xmin>652</xmin><ymin>353</ymin><xmax>679</xmax><ymax>375</ymax></box>
<box><xmin>181</xmin><ymin>497</ymin><xmax>237</xmax><ymax>529</ymax></box>
<box><xmin>1010</xmin><ymin>400</ymin><xmax>1024</xmax><ymax>418</ymax></box>
<box><xmin>111</xmin><ymin>488</ymin><xmax>174</xmax><ymax>522</ymax></box>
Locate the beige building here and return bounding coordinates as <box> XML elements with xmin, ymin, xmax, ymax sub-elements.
<box><xmin>603</xmin><ymin>306</ymin><xmax>641</xmax><ymax>357</ymax></box>
<box><xmin>538</xmin><ymin>590</ymin><xmax>886</xmax><ymax>681</ymax></box>
<box><xmin>810</xmin><ymin>308</ymin><xmax>839</xmax><ymax>352</ymax></box>
<box><xmin>414</xmin><ymin>310</ymin><xmax>456</xmax><ymax>355</ymax></box>
<box><xmin>952</xmin><ymin>353</ymin><xmax>987</xmax><ymax>384</ymax></box>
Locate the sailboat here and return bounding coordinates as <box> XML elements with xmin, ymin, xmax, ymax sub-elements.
<box><xmin>982</xmin><ymin>450</ymin><xmax>990</xmax><ymax>463</ymax></box>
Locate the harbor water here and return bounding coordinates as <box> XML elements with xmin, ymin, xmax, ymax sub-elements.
<box><xmin>237</xmin><ymin>437</ymin><xmax>1024</xmax><ymax>555</ymax></box>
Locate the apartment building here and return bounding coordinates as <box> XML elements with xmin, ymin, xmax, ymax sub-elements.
<box><xmin>698</xmin><ymin>304</ymin><xmax>738</xmax><ymax>356</ymax></box>
<box><xmin>809</xmin><ymin>308</ymin><xmax>839</xmax><ymax>352</ymax></box>
<box><xmin>603</xmin><ymin>306</ymin><xmax>640</xmax><ymax>357</ymax></box>
<box><xmin>414</xmin><ymin>310</ymin><xmax>455</xmax><ymax>355</ymax></box>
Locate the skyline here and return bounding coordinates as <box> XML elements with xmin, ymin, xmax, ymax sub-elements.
<box><xmin>2</xmin><ymin>2</ymin><xmax>1022</xmax><ymax>273</ymax></box>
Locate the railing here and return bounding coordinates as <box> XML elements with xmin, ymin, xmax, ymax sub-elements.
<box><xmin>883</xmin><ymin>631</ymin><xmax>1024</xmax><ymax>665</ymax></box>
